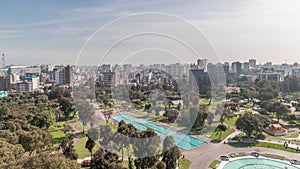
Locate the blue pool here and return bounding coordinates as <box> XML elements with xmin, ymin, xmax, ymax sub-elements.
<box><xmin>223</xmin><ymin>158</ymin><xmax>300</xmax><ymax>169</ymax></box>
<box><xmin>112</xmin><ymin>114</ymin><xmax>207</xmax><ymax>150</ymax></box>
<box><xmin>0</xmin><ymin>91</ymin><xmax>8</xmax><ymax>98</ymax></box>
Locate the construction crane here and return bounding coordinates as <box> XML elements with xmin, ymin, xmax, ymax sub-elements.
<box><xmin>1</xmin><ymin>53</ymin><xmax>5</xmax><ymax>69</ymax></box>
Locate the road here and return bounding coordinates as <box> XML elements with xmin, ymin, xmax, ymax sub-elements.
<box><xmin>182</xmin><ymin>142</ymin><xmax>300</xmax><ymax>169</ymax></box>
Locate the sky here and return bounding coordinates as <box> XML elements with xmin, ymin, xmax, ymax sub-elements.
<box><xmin>0</xmin><ymin>0</ymin><xmax>300</xmax><ymax>66</ymax></box>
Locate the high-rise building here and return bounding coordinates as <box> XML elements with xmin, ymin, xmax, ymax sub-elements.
<box><xmin>99</xmin><ymin>64</ymin><xmax>111</xmax><ymax>72</ymax></box>
<box><xmin>243</xmin><ymin>62</ymin><xmax>250</xmax><ymax>73</ymax></box>
<box><xmin>16</xmin><ymin>81</ymin><xmax>33</xmax><ymax>92</ymax></box>
<box><xmin>189</xmin><ymin>69</ymin><xmax>210</xmax><ymax>94</ymax></box>
<box><xmin>123</xmin><ymin>64</ymin><xmax>132</xmax><ymax>74</ymax></box>
<box><xmin>21</xmin><ymin>76</ymin><xmax>40</xmax><ymax>90</ymax></box>
<box><xmin>100</xmin><ymin>71</ymin><xmax>120</xmax><ymax>87</ymax></box>
<box><xmin>50</xmin><ymin>65</ymin><xmax>73</xmax><ymax>85</ymax></box>
<box><xmin>65</xmin><ymin>65</ymin><xmax>73</xmax><ymax>85</ymax></box>
<box><xmin>231</xmin><ymin>61</ymin><xmax>242</xmax><ymax>77</ymax></box>
<box><xmin>249</xmin><ymin>59</ymin><xmax>256</xmax><ymax>69</ymax></box>
<box><xmin>164</xmin><ymin>63</ymin><xmax>184</xmax><ymax>78</ymax></box>
<box><xmin>223</xmin><ymin>62</ymin><xmax>230</xmax><ymax>74</ymax></box>
<box><xmin>197</xmin><ymin>59</ymin><xmax>208</xmax><ymax>71</ymax></box>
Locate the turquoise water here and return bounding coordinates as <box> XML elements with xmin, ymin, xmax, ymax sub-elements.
<box><xmin>223</xmin><ymin>158</ymin><xmax>300</xmax><ymax>169</ymax></box>
<box><xmin>112</xmin><ymin>114</ymin><xmax>207</xmax><ymax>150</ymax></box>
<box><xmin>0</xmin><ymin>91</ymin><xmax>8</xmax><ymax>98</ymax></box>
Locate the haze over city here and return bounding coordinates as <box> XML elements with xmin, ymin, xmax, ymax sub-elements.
<box><xmin>1</xmin><ymin>0</ymin><xmax>300</xmax><ymax>65</ymax></box>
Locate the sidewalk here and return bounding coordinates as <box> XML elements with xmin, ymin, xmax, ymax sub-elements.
<box><xmin>259</xmin><ymin>139</ymin><xmax>300</xmax><ymax>150</ymax></box>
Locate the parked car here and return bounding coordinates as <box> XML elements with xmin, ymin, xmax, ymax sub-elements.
<box><xmin>81</xmin><ymin>159</ymin><xmax>91</xmax><ymax>167</ymax></box>
<box><xmin>290</xmin><ymin>160</ymin><xmax>300</xmax><ymax>165</ymax></box>
<box><xmin>250</xmin><ymin>152</ymin><xmax>259</xmax><ymax>157</ymax></box>
<box><xmin>220</xmin><ymin>155</ymin><xmax>229</xmax><ymax>161</ymax></box>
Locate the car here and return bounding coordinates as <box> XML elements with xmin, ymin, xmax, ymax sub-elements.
<box><xmin>220</xmin><ymin>155</ymin><xmax>229</xmax><ymax>161</ymax></box>
<box><xmin>290</xmin><ymin>160</ymin><xmax>300</xmax><ymax>165</ymax></box>
<box><xmin>81</xmin><ymin>159</ymin><xmax>91</xmax><ymax>167</ymax></box>
<box><xmin>250</xmin><ymin>152</ymin><xmax>259</xmax><ymax>157</ymax></box>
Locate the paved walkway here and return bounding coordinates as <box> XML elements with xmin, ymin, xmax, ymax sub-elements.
<box><xmin>259</xmin><ymin>139</ymin><xmax>300</xmax><ymax>150</ymax></box>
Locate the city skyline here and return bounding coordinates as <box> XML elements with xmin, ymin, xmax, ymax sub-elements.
<box><xmin>1</xmin><ymin>0</ymin><xmax>300</xmax><ymax>65</ymax></box>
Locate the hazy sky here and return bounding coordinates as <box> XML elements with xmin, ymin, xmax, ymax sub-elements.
<box><xmin>1</xmin><ymin>0</ymin><xmax>300</xmax><ymax>65</ymax></box>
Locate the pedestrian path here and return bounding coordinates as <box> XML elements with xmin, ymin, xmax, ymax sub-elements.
<box><xmin>259</xmin><ymin>139</ymin><xmax>300</xmax><ymax>150</ymax></box>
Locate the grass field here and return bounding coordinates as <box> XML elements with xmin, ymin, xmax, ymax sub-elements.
<box><xmin>49</xmin><ymin>121</ymin><xmax>68</xmax><ymax>148</ymax></box>
<box><xmin>224</xmin><ymin>116</ymin><xmax>237</xmax><ymax>126</ymax></box>
<box><xmin>286</xmin><ymin>133</ymin><xmax>299</xmax><ymax>138</ymax></box>
<box><xmin>75</xmin><ymin>123</ymin><xmax>83</xmax><ymax>131</ymax></box>
<box><xmin>210</xmin><ymin>128</ymin><xmax>235</xmax><ymax>141</ymax></box>
<box><xmin>209</xmin><ymin>160</ymin><xmax>221</xmax><ymax>169</ymax></box>
<box><xmin>74</xmin><ymin>136</ymin><xmax>100</xmax><ymax>159</ymax></box>
<box><xmin>229</xmin><ymin>141</ymin><xmax>299</xmax><ymax>153</ymax></box>
<box><xmin>179</xmin><ymin>159</ymin><xmax>191</xmax><ymax>169</ymax></box>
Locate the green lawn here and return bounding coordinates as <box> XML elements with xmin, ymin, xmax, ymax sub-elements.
<box><xmin>133</xmin><ymin>111</ymin><xmax>149</xmax><ymax>117</ymax></box>
<box><xmin>264</xmin><ymin>153</ymin><xmax>286</xmax><ymax>160</ymax></box>
<box><xmin>99</xmin><ymin>120</ymin><xmax>106</xmax><ymax>126</ymax></box>
<box><xmin>224</xmin><ymin>116</ymin><xmax>237</xmax><ymax>126</ymax></box>
<box><xmin>49</xmin><ymin>121</ymin><xmax>68</xmax><ymax>148</ymax></box>
<box><xmin>179</xmin><ymin>159</ymin><xmax>191</xmax><ymax>169</ymax></box>
<box><xmin>229</xmin><ymin>141</ymin><xmax>299</xmax><ymax>153</ymax></box>
<box><xmin>50</xmin><ymin>130</ymin><xmax>66</xmax><ymax>148</ymax></box>
<box><xmin>75</xmin><ymin>124</ymin><xmax>83</xmax><ymax>131</ymax></box>
<box><xmin>74</xmin><ymin>136</ymin><xmax>100</xmax><ymax>159</ymax></box>
<box><xmin>200</xmin><ymin>98</ymin><xmax>210</xmax><ymax>105</ymax></box>
<box><xmin>209</xmin><ymin>160</ymin><xmax>220</xmax><ymax>169</ymax></box>
<box><xmin>210</xmin><ymin>128</ymin><xmax>235</xmax><ymax>141</ymax></box>
<box><xmin>286</xmin><ymin>133</ymin><xmax>299</xmax><ymax>138</ymax></box>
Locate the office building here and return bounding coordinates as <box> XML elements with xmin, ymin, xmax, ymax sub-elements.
<box><xmin>231</xmin><ymin>61</ymin><xmax>242</xmax><ymax>77</ymax></box>
<box><xmin>197</xmin><ymin>59</ymin><xmax>208</xmax><ymax>71</ymax></box>
<box><xmin>249</xmin><ymin>59</ymin><xmax>256</xmax><ymax>69</ymax></box>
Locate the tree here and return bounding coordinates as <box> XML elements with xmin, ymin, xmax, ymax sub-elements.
<box><xmin>59</xmin><ymin>97</ymin><xmax>74</xmax><ymax>119</ymax></box>
<box><xmin>100</xmin><ymin>125</ymin><xmax>114</xmax><ymax>146</ymax></box>
<box><xmin>87</xmin><ymin>128</ymin><xmax>100</xmax><ymax>141</ymax></box>
<box><xmin>9</xmin><ymin>153</ymin><xmax>80</xmax><ymax>169</ymax></box>
<box><xmin>29</xmin><ymin>110</ymin><xmax>53</xmax><ymax>129</ymax></box>
<box><xmin>207</xmin><ymin>91</ymin><xmax>212</xmax><ymax>105</ymax></box>
<box><xmin>164</xmin><ymin>109</ymin><xmax>179</xmax><ymax>123</ymax></box>
<box><xmin>102</xmin><ymin>110</ymin><xmax>113</xmax><ymax>124</ymax></box>
<box><xmin>156</xmin><ymin>161</ymin><xmax>167</xmax><ymax>169</ymax></box>
<box><xmin>91</xmin><ymin>147</ymin><xmax>123</xmax><ymax>169</ymax></box>
<box><xmin>75</xmin><ymin>100</ymin><xmax>94</xmax><ymax>133</ymax></box>
<box><xmin>85</xmin><ymin>137</ymin><xmax>96</xmax><ymax>161</ymax></box>
<box><xmin>273</xmin><ymin>102</ymin><xmax>290</xmax><ymax>122</ymax></box>
<box><xmin>115</xmin><ymin>121</ymin><xmax>137</xmax><ymax>162</ymax></box>
<box><xmin>215</xmin><ymin>124</ymin><xmax>227</xmax><ymax>140</ymax></box>
<box><xmin>0</xmin><ymin>139</ymin><xmax>25</xmax><ymax>168</ymax></box>
<box><xmin>280</xmin><ymin>76</ymin><xmax>300</xmax><ymax>93</ymax></box>
<box><xmin>236</xmin><ymin>112</ymin><xmax>264</xmax><ymax>137</ymax></box>
<box><xmin>207</xmin><ymin>112</ymin><xmax>214</xmax><ymax>130</ymax></box>
<box><xmin>0</xmin><ymin>105</ymin><xmax>10</xmax><ymax>120</ymax></box>
<box><xmin>191</xmin><ymin>106</ymin><xmax>208</xmax><ymax>130</ymax></box>
<box><xmin>18</xmin><ymin>128</ymin><xmax>52</xmax><ymax>156</ymax></box>
<box><xmin>162</xmin><ymin>136</ymin><xmax>180</xmax><ymax>169</ymax></box>
<box><xmin>85</xmin><ymin>128</ymin><xmax>100</xmax><ymax>162</ymax></box>
<box><xmin>62</xmin><ymin>124</ymin><xmax>73</xmax><ymax>135</ymax></box>
<box><xmin>220</xmin><ymin>107</ymin><xmax>232</xmax><ymax>124</ymax></box>
<box><xmin>133</xmin><ymin>128</ymin><xmax>160</xmax><ymax>169</ymax></box>
<box><xmin>60</xmin><ymin>135</ymin><xmax>78</xmax><ymax>160</ymax></box>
